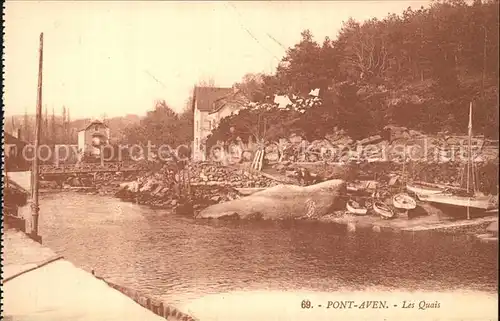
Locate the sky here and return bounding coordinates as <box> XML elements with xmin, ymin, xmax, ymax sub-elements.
<box><xmin>4</xmin><ymin>0</ymin><xmax>432</xmax><ymax>119</ymax></box>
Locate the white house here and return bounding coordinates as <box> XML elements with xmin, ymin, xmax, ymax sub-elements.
<box><xmin>77</xmin><ymin>120</ymin><xmax>110</xmax><ymax>159</ymax></box>
<box><xmin>192</xmin><ymin>86</ymin><xmax>249</xmax><ymax>161</ymax></box>
<box><xmin>207</xmin><ymin>90</ymin><xmax>249</xmax><ymax>130</ymax></box>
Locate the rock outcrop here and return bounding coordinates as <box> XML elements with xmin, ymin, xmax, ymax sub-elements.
<box><xmin>114</xmin><ymin>162</ymin><xmax>280</xmax><ymax>211</ymax></box>
<box><xmin>196</xmin><ymin>179</ymin><xmax>347</xmax><ymax>220</ymax></box>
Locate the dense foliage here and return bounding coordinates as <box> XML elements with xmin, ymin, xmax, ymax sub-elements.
<box><xmin>122</xmin><ymin>100</ymin><xmax>193</xmax><ymax>148</ymax></box>
<box><xmin>223</xmin><ymin>0</ymin><xmax>499</xmax><ymax>141</ymax></box>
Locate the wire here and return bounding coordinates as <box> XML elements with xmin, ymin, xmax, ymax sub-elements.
<box><xmin>266</xmin><ymin>33</ymin><xmax>287</xmax><ymax>50</ymax></box>
<box><xmin>144</xmin><ymin>70</ymin><xmax>168</xmax><ymax>89</ymax></box>
<box><xmin>225</xmin><ymin>2</ymin><xmax>282</xmax><ymax>62</ymax></box>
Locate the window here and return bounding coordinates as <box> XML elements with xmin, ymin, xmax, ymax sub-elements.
<box><xmin>94</xmin><ymin>125</ymin><xmax>99</xmax><ymax>131</ymax></box>
<box><xmin>9</xmin><ymin>146</ymin><xmax>17</xmax><ymax>157</ymax></box>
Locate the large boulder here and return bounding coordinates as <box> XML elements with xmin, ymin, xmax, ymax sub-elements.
<box><xmin>196</xmin><ymin>179</ymin><xmax>346</xmax><ymax>220</ymax></box>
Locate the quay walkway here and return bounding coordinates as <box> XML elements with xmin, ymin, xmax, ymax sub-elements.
<box><xmin>2</xmin><ymin>227</ymin><xmax>196</xmax><ymax>321</ymax></box>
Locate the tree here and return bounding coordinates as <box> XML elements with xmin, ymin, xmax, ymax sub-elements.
<box><xmin>122</xmin><ymin>100</ymin><xmax>192</xmax><ymax>152</ymax></box>
<box><xmin>275</xmin><ymin>30</ymin><xmax>336</xmax><ymax>95</ymax></box>
<box><xmin>43</xmin><ymin>107</ymin><xmax>49</xmax><ymax>144</ymax></box>
<box><xmin>207</xmin><ymin>95</ymin><xmax>320</xmax><ymax>152</ymax></box>
<box><xmin>23</xmin><ymin>109</ymin><xmax>31</xmax><ymax>142</ymax></box>
<box><xmin>62</xmin><ymin>106</ymin><xmax>67</xmax><ymax>143</ymax></box>
<box><xmin>67</xmin><ymin>108</ymin><xmax>72</xmax><ymax>143</ymax></box>
<box><xmin>235</xmin><ymin>73</ymin><xmax>267</xmax><ymax>102</ymax></box>
<box><xmin>198</xmin><ymin>77</ymin><xmax>216</xmax><ymax>87</ymax></box>
<box><xmin>336</xmin><ymin>18</ymin><xmax>392</xmax><ymax>82</ymax></box>
<box><xmin>177</xmin><ymin>103</ymin><xmax>194</xmax><ymax>144</ymax></box>
<box><xmin>51</xmin><ymin>108</ymin><xmax>57</xmax><ymax>144</ymax></box>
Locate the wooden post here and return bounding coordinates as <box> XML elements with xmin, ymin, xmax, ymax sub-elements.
<box><xmin>258</xmin><ymin>148</ymin><xmax>264</xmax><ymax>171</ymax></box>
<box><xmin>158</xmin><ymin>302</ymin><xmax>164</xmax><ymax>317</ymax></box>
<box><xmin>31</xmin><ymin>32</ymin><xmax>44</xmax><ymax>242</ymax></box>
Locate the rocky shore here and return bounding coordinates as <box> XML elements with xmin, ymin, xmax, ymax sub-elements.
<box><xmin>114</xmin><ymin>162</ymin><xmax>280</xmax><ymax>213</ymax></box>
<box><xmin>39</xmin><ymin>156</ymin><xmax>497</xmax><ymax>239</ymax></box>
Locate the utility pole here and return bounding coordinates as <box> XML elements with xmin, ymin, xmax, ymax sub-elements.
<box><xmin>31</xmin><ymin>32</ymin><xmax>44</xmax><ymax>243</ymax></box>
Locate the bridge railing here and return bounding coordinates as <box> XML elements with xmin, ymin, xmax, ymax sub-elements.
<box><xmin>39</xmin><ymin>161</ymin><xmax>143</xmax><ymax>174</ymax></box>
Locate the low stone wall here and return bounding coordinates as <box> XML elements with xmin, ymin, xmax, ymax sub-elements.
<box><xmin>99</xmin><ymin>278</ymin><xmax>197</xmax><ymax>321</ymax></box>
<box><xmin>188</xmin><ymin>162</ymin><xmax>277</xmax><ymax>188</ymax></box>
<box><xmin>273</xmin><ymin>160</ymin><xmax>499</xmax><ymax>194</ymax></box>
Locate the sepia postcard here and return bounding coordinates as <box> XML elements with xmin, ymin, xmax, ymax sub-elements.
<box><xmin>1</xmin><ymin>1</ymin><xmax>498</xmax><ymax>320</ymax></box>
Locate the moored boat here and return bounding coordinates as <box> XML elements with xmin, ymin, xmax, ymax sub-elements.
<box><xmin>347</xmin><ymin>180</ymin><xmax>378</xmax><ymax>193</ymax></box>
<box><xmin>347</xmin><ymin>183</ymin><xmax>361</xmax><ymax>192</ymax></box>
<box><xmin>373</xmin><ymin>201</ymin><xmax>394</xmax><ymax>219</ymax></box>
<box><xmin>416</xmin><ymin>103</ymin><xmax>499</xmax><ymax>216</ymax></box>
<box><xmin>346</xmin><ymin>200</ymin><xmax>368</xmax><ymax>215</ymax></box>
<box><xmin>393</xmin><ymin>193</ymin><xmax>417</xmax><ymax>210</ymax></box>
<box><xmin>417</xmin><ymin>193</ymin><xmax>497</xmax><ymax>211</ymax></box>
<box><xmin>406</xmin><ymin>182</ymin><xmax>445</xmax><ymax>196</ymax></box>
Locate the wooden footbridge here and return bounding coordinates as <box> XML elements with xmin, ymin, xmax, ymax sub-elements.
<box><xmin>39</xmin><ymin>162</ymin><xmax>146</xmax><ymax>182</ymax></box>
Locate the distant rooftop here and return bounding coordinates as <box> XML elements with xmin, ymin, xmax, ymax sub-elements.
<box><xmin>192</xmin><ymin>86</ymin><xmax>234</xmax><ymax>112</ymax></box>
<box><xmin>79</xmin><ymin>119</ymin><xmax>108</xmax><ymax>132</ymax></box>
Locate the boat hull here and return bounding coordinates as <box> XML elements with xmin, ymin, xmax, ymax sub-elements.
<box><xmin>418</xmin><ymin>194</ymin><xmax>496</xmax><ymax>210</ymax></box>
<box><xmin>406</xmin><ymin>183</ymin><xmax>444</xmax><ymax>196</ymax></box>
<box><xmin>373</xmin><ymin>202</ymin><xmax>394</xmax><ymax>218</ymax></box>
<box><xmin>393</xmin><ymin>193</ymin><xmax>417</xmax><ymax>210</ymax></box>
<box><xmin>346</xmin><ymin>201</ymin><xmax>368</xmax><ymax>215</ymax></box>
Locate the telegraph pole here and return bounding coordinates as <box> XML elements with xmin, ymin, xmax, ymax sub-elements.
<box><xmin>31</xmin><ymin>32</ymin><xmax>44</xmax><ymax>243</ymax></box>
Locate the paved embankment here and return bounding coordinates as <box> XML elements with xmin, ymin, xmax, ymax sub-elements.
<box><xmin>2</xmin><ymin>228</ymin><xmax>195</xmax><ymax>321</ymax></box>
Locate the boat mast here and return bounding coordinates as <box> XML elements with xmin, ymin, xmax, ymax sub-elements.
<box><xmin>467</xmin><ymin>102</ymin><xmax>472</xmax><ymax>194</ymax></box>
<box><xmin>31</xmin><ymin>32</ymin><xmax>44</xmax><ymax>242</ymax></box>
<box><xmin>402</xmin><ymin>142</ymin><xmax>406</xmax><ymax>187</ymax></box>
<box><xmin>466</xmin><ymin>101</ymin><xmax>472</xmax><ymax>220</ymax></box>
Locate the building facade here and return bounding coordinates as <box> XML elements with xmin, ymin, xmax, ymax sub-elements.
<box><xmin>207</xmin><ymin>90</ymin><xmax>249</xmax><ymax>131</ymax></box>
<box><xmin>77</xmin><ymin>120</ymin><xmax>110</xmax><ymax>159</ymax></box>
<box><xmin>192</xmin><ymin>86</ymin><xmax>249</xmax><ymax>161</ymax></box>
<box><xmin>4</xmin><ymin>131</ymin><xmax>30</xmax><ymax>171</ymax></box>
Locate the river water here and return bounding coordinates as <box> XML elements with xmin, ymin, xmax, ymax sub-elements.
<box><xmin>39</xmin><ymin>192</ymin><xmax>498</xmax><ymax>320</ymax></box>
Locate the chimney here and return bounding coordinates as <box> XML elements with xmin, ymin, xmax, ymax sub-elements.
<box><xmin>16</xmin><ymin>128</ymin><xmax>22</xmax><ymax>140</ymax></box>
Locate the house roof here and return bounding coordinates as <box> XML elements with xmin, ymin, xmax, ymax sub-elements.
<box><xmin>209</xmin><ymin>90</ymin><xmax>249</xmax><ymax>114</ymax></box>
<box><xmin>79</xmin><ymin>119</ymin><xmax>108</xmax><ymax>132</ymax></box>
<box><xmin>192</xmin><ymin>86</ymin><xmax>234</xmax><ymax>112</ymax></box>
<box><xmin>6</xmin><ymin>171</ymin><xmax>31</xmax><ymax>195</ymax></box>
<box><xmin>4</xmin><ymin>132</ymin><xmax>27</xmax><ymax>145</ymax></box>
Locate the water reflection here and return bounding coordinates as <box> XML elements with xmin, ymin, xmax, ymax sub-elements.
<box><xmin>39</xmin><ymin>192</ymin><xmax>497</xmax><ymax>307</ymax></box>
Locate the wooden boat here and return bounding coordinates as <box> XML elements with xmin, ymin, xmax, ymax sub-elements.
<box><xmin>417</xmin><ymin>193</ymin><xmax>496</xmax><ymax>210</ymax></box>
<box><xmin>406</xmin><ymin>182</ymin><xmax>445</xmax><ymax>196</ymax></box>
<box><xmin>373</xmin><ymin>201</ymin><xmax>395</xmax><ymax>219</ymax></box>
<box><xmin>347</xmin><ymin>180</ymin><xmax>378</xmax><ymax>192</ymax></box>
<box><xmin>346</xmin><ymin>200</ymin><xmax>368</xmax><ymax>215</ymax></box>
<box><xmin>347</xmin><ymin>183</ymin><xmax>361</xmax><ymax>192</ymax></box>
<box><xmin>416</xmin><ymin>103</ymin><xmax>498</xmax><ymax>215</ymax></box>
<box><xmin>393</xmin><ymin>193</ymin><xmax>417</xmax><ymax>210</ymax></box>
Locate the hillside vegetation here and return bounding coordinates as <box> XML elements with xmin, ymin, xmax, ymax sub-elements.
<box><xmin>215</xmin><ymin>0</ymin><xmax>498</xmax><ymax>144</ymax></box>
